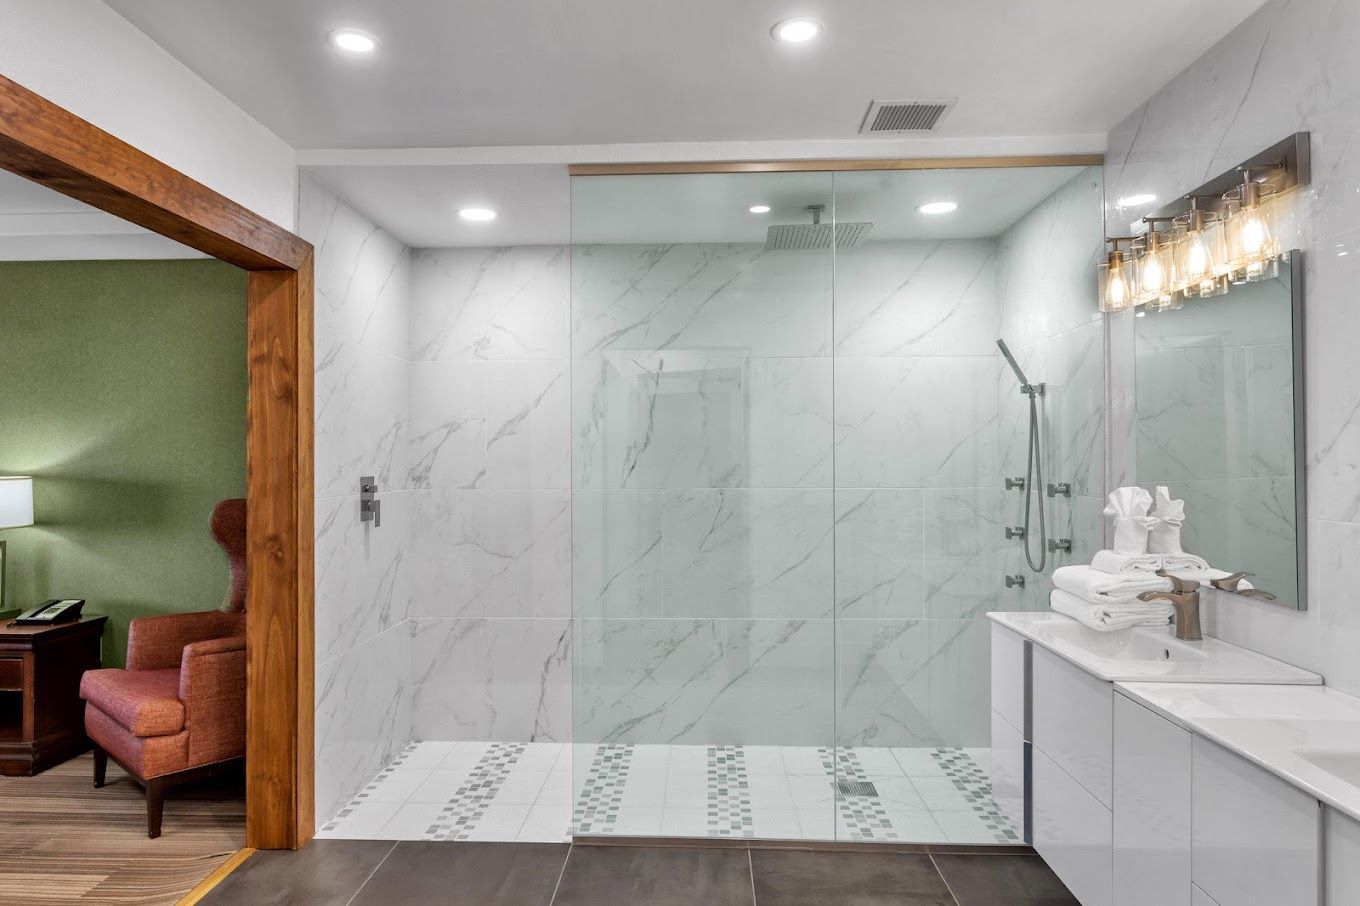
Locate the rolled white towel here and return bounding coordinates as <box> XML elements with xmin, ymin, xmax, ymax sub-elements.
<box><xmin>1104</xmin><ymin>487</ymin><xmax>1156</xmax><ymax>554</ymax></box>
<box><xmin>1052</xmin><ymin>564</ymin><xmax>1173</xmax><ymax>603</ymax></box>
<box><xmin>1050</xmin><ymin>589</ymin><xmax>1174</xmax><ymax>632</ymax></box>
<box><xmin>1161</xmin><ymin>552</ymin><xmax>1210</xmax><ymax>573</ymax></box>
<box><xmin>1090</xmin><ymin>550</ymin><xmax>1163</xmax><ymax>575</ymax></box>
<box><xmin>1149</xmin><ymin>486</ymin><xmax>1186</xmax><ymax>554</ymax></box>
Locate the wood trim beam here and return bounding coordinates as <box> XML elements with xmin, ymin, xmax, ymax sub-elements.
<box><xmin>568</xmin><ymin>153</ymin><xmax>1104</xmax><ymax>176</ymax></box>
<box><xmin>0</xmin><ymin>74</ymin><xmax>308</xmax><ymax>270</ymax></box>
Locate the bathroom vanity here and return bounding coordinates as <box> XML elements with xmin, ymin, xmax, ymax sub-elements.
<box><xmin>988</xmin><ymin>613</ymin><xmax>1360</xmax><ymax>906</ymax></box>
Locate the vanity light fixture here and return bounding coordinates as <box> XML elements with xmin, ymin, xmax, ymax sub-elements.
<box><xmin>771</xmin><ymin>18</ymin><xmax>823</xmax><ymax>43</ymax></box>
<box><xmin>1099</xmin><ymin>237</ymin><xmax>1135</xmax><ymax>313</ymax></box>
<box><xmin>1224</xmin><ymin>167</ymin><xmax>1281</xmax><ymax>282</ymax></box>
<box><xmin>328</xmin><ymin>28</ymin><xmax>380</xmax><ymax>54</ymax></box>
<box><xmin>458</xmin><ymin>207</ymin><xmax>498</xmax><ymax>222</ymax></box>
<box><xmin>749</xmin><ymin>204</ymin><xmax>771</xmax><ymax>214</ymax></box>
<box><xmin>1134</xmin><ymin>218</ymin><xmax>1176</xmax><ymax>306</ymax></box>
<box><xmin>916</xmin><ymin>200</ymin><xmax>958</xmax><ymax>215</ymax></box>
<box><xmin>1175</xmin><ymin>197</ymin><xmax>1228</xmax><ymax>298</ymax></box>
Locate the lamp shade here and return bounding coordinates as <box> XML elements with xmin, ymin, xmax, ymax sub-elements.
<box><xmin>0</xmin><ymin>477</ymin><xmax>34</xmax><ymax>528</ymax></box>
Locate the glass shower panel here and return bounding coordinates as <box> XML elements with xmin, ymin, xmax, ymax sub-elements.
<box><xmin>570</xmin><ymin>172</ymin><xmax>837</xmax><ymax>841</ymax></box>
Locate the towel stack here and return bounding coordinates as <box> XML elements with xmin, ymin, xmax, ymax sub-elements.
<box><xmin>1050</xmin><ymin>486</ymin><xmax>1238</xmax><ymax>632</ymax></box>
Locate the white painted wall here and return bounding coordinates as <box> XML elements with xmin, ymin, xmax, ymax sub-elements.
<box><xmin>0</xmin><ymin>0</ymin><xmax>297</xmax><ymax>230</ymax></box>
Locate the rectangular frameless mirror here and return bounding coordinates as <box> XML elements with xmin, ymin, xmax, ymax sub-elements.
<box><xmin>1133</xmin><ymin>250</ymin><xmax>1304</xmax><ymax>608</ymax></box>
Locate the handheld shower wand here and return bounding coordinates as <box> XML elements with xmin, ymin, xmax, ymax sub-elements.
<box><xmin>996</xmin><ymin>339</ymin><xmax>1047</xmax><ymax>573</ymax></box>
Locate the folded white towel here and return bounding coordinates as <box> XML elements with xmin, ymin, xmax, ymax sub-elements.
<box><xmin>1104</xmin><ymin>487</ymin><xmax>1156</xmax><ymax>554</ymax></box>
<box><xmin>1090</xmin><ymin>550</ymin><xmax>1164</xmax><ymax>575</ymax></box>
<box><xmin>1050</xmin><ymin>589</ymin><xmax>1174</xmax><ymax>632</ymax></box>
<box><xmin>1149</xmin><ymin>486</ymin><xmax>1186</xmax><ymax>554</ymax></box>
<box><xmin>1161</xmin><ymin>552</ymin><xmax>1210</xmax><ymax>573</ymax></box>
<box><xmin>1052</xmin><ymin>564</ymin><xmax>1173</xmax><ymax>603</ymax></box>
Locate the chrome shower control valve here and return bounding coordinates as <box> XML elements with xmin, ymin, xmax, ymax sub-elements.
<box><xmin>1047</xmin><ymin>538</ymin><xmax>1073</xmax><ymax>553</ymax></box>
<box><xmin>1046</xmin><ymin>482</ymin><xmax>1072</xmax><ymax>498</ymax></box>
<box><xmin>1005</xmin><ymin>477</ymin><xmax>1026</xmax><ymax>490</ymax></box>
<box><xmin>1004</xmin><ymin>526</ymin><xmax>1027</xmax><ymax>540</ymax></box>
<box><xmin>1004</xmin><ymin>575</ymin><xmax>1026</xmax><ymax>589</ymax></box>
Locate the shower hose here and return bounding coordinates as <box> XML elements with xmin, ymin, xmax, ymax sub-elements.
<box><xmin>1020</xmin><ymin>390</ymin><xmax>1047</xmax><ymax>573</ymax></box>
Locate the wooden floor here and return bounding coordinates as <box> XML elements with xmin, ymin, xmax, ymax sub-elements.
<box><xmin>0</xmin><ymin>752</ymin><xmax>244</xmax><ymax>905</ymax></box>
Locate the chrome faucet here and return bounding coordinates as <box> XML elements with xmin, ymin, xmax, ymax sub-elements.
<box><xmin>1137</xmin><ymin>571</ymin><xmax>1202</xmax><ymax>641</ymax></box>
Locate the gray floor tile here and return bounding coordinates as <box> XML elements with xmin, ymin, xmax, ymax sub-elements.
<box><xmin>751</xmin><ymin>849</ymin><xmax>954</xmax><ymax>905</ymax></box>
<box><xmin>932</xmin><ymin>854</ymin><xmax>1079</xmax><ymax>905</ymax></box>
<box><xmin>349</xmin><ymin>841</ymin><xmax>568</xmax><ymax>905</ymax></box>
<box><xmin>202</xmin><ymin>840</ymin><xmax>395</xmax><ymax>905</ymax></box>
<box><xmin>552</xmin><ymin>846</ymin><xmax>754</xmax><ymax>906</ymax></box>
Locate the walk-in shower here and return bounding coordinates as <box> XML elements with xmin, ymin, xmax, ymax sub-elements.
<box><xmin>997</xmin><ymin>337</ymin><xmax>1047</xmax><ymax>573</ymax></box>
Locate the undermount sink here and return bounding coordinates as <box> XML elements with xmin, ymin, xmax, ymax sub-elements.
<box><xmin>988</xmin><ymin>612</ymin><xmax>1322</xmax><ymax>684</ymax></box>
<box><xmin>1294</xmin><ymin>749</ymin><xmax>1360</xmax><ymax>788</ymax></box>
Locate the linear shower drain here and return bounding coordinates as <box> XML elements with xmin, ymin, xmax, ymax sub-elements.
<box><xmin>835</xmin><ymin>780</ymin><xmax>879</xmax><ymax>797</ymax></box>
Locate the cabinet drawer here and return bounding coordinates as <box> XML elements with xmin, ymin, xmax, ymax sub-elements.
<box><xmin>1192</xmin><ymin>736</ymin><xmax>1319</xmax><ymax>906</ymax></box>
<box><xmin>991</xmin><ymin>624</ymin><xmax>1027</xmax><ymax>735</ymax></box>
<box><xmin>1032</xmin><ymin>645</ymin><xmax>1113</xmax><ymax>806</ymax></box>
<box><xmin>0</xmin><ymin>657</ymin><xmax>22</xmax><ymax>691</ymax></box>
<box><xmin>990</xmin><ymin>708</ymin><xmax>1026</xmax><ymax>840</ymax></box>
<box><xmin>1033</xmin><ymin>745</ymin><xmax>1112</xmax><ymax>906</ymax></box>
<box><xmin>1113</xmin><ymin>693</ymin><xmax>1191</xmax><ymax>906</ymax></box>
<box><xmin>1325</xmin><ymin>807</ymin><xmax>1360</xmax><ymax>906</ymax></box>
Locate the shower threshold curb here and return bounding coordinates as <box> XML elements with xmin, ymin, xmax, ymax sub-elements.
<box><xmin>570</xmin><ymin>835</ymin><xmax>1035</xmax><ymax>856</ymax></box>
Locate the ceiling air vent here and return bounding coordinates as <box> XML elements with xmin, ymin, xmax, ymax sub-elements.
<box><xmin>859</xmin><ymin>99</ymin><xmax>956</xmax><ymax>134</ymax></box>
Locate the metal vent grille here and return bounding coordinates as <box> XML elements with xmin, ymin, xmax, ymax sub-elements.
<box><xmin>860</xmin><ymin>99</ymin><xmax>956</xmax><ymax>133</ymax></box>
<box><xmin>835</xmin><ymin>780</ymin><xmax>879</xmax><ymax>797</ymax></box>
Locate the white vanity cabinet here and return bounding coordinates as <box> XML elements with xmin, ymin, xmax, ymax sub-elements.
<box><xmin>1191</xmin><ymin>735</ymin><xmax>1319</xmax><ymax>906</ymax></box>
<box><xmin>1112</xmin><ymin>692</ymin><xmax>1191</xmax><ymax>906</ymax></box>
<box><xmin>1325</xmin><ymin>807</ymin><xmax>1360</xmax><ymax>903</ymax></box>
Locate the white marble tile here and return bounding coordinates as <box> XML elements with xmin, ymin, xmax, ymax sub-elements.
<box><xmin>835</xmin><ymin>239</ymin><xmax>999</xmax><ymax>357</ymax></box>
<box><xmin>364</xmin><ymin>764</ymin><xmax>434</xmax><ymax>802</ymax></box>
<box><xmin>408</xmin><ymin>362</ymin><xmax>486</xmax><ymax>490</ymax></box>
<box><xmin>409</xmin><ymin>617</ymin><xmax>571</xmax><ymax>742</ymax></box>
<box><xmin>463</xmin><ymin>803</ymin><xmax>531</xmax><ymax>840</ymax></box>
<box><xmin>317</xmin><ymin>798</ymin><xmax>402</xmax><ymax>839</ymax></box>
<box><xmin>834</xmin><ymin>356</ymin><xmax>1000</xmax><ymax>488</ymax></box>
<box><xmin>572</xmin><ymin>618</ymin><xmax>834</xmax><ymax>747</ymax></box>
<box><xmin>570</xmin><ymin>243</ymin><xmax>830</xmax><ymax>358</ymax></box>
<box><xmin>436</xmin><ymin>741</ymin><xmax>492</xmax><ymax>772</ymax></box>
<box><xmin>315</xmin><ymin>330</ymin><xmax>411</xmax><ymax>498</ymax></box>
<box><xmin>485</xmin><ymin>361</ymin><xmax>570</xmax><ymax>489</ymax></box>
<box><xmin>1316</xmin><ymin>520</ymin><xmax>1360</xmax><ymax>697</ymax></box>
<box><xmin>410</xmin><ymin>246</ymin><xmax>568</xmax><ymax>362</ymax></box>
<box><xmin>399</xmin><ymin>742</ymin><xmax>457</xmax><ymax>769</ymax></box>
<box><xmin>300</xmin><ymin>173</ymin><xmax>410</xmax><ymax>359</ymax></box>
<box><xmin>378</xmin><ymin>802</ymin><xmax>447</xmax><ymax>839</ymax></box>
<box><xmin>751</xmin><ymin>810</ymin><xmax>803</xmax><ymax>839</ymax></box>
<box><xmin>315</xmin><ymin>623</ymin><xmax>413</xmax><ymax>826</ymax></box>
<box><xmin>572</xmin><ymin>352</ymin><xmax>832</xmax><ymax>490</ymax></box>
<box><xmin>517</xmin><ymin>803</ymin><xmax>572</xmax><ymax>842</ymax></box>
<box><xmin>315</xmin><ymin>491</ymin><xmax>413</xmax><ymax>664</ymax></box>
<box><xmin>572</xmin><ymin>488</ymin><xmax>833</xmax><ymax>620</ymax></box>
<box><xmin>495</xmin><ymin>770</ymin><xmax>551</xmax><ymax>805</ymax></box>
<box><xmin>408</xmin><ymin>769</ymin><xmax>473</xmax><ymax>803</ymax></box>
<box><xmin>834</xmin><ymin>489</ymin><xmax>926</xmax><ymax>620</ymax></box>
<box><xmin>410</xmin><ymin>489</ymin><xmax>570</xmax><ymax>619</ymax></box>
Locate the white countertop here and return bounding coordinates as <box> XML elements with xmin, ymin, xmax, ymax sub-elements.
<box><xmin>1118</xmin><ymin>682</ymin><xmax>1360</xmax><ymax>825</ymax></box>
<box><xmin>988</xmin><ymin>611</ymin><xmax>1322</xmax><ymax>684</ymax></box>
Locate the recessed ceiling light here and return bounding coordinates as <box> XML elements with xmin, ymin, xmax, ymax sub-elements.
<box><xmin>771</xmin><ymin>18</ymin><xmax>822</xmax><ymax>44</ymax></box>
<box><xmin>459</xmin><ymin>207</ymin><xmax>498</xmax><ymax>222</ymax></box>
<box><xmin>917</xmin><ymin>201</ymin><xmax>958</xmax><ymax>215</ymax></box>
<box><xmin>749</xmin><ymin>204</ymin><xmax>772</xmax><ymax>214</ymax></box>
<box><xmin>1117</xmin><ymin>193</ymin><xmax>1158</xmax><ymax>208</ymax></box>
<box><xmin>328</xmin><ymin>28</ymin><xmax>379</xmax><ymax>54</ymax></box>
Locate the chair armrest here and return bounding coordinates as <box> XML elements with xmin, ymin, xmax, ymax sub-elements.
<box><xmin>179</xmin><ymin>635</ymin><xmax>246</xmax><ymax>766</ymax></box>
<box><xmin>126</xmin><ymin>611</ymin><xmax>243</xmax><ymax>671</ymax></box>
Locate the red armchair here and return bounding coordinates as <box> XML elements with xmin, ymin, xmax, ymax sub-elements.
<box><xmin>79</xmin><ymin>498</ymin><xmax>247</xmax><ymax>838</ymax></box>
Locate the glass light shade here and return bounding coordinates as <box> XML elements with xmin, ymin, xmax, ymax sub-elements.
<box><xmin>1133</xmin><ymin>233</ymin><xmax>1174</xmax><ymax>306</ymax></box>
<box><xmin>1177</xmin><ymin>214</ymin><xmax>1228</xmax><ymax>297</ymax></box>
<box><xmin>1099</xmin><ymin>250</ymin><xmax>1134</xmax><ymax>313</ymax></box>
<box><xmin>1225</xmin><ymin>184</ymin><xmax>1281</xmax><ymax>281</ymax></box>
<box><xmin>0</xmin><ymin>476</ymin><xmax>34</xmax><ymax>528</ymax></box>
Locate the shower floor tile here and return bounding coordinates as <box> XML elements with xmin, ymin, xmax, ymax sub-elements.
<box><xmin>317</xmin><ymin>742</ymin><xmax>1021</xmax><ymax>845</ymax></box>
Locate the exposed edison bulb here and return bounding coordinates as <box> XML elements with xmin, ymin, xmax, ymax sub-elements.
<box><xmin>1239</xmin><ymin>211</ymin><xmax>1269</xmax><ymax>255</ymax></box>
<box><xmin>1185</xmin><ymin>234</ymin><xmax>1211</xmax><ymax>278</ymax></box>
<box><xmin>1107</xmin><ymin>268</ymin><xmax>1131</xmax><ymax>310</ymax></box>
<box><xmin>1140</xmin><ymin>251</ymin><xmax>1166</xmax><ymax>294</ymax></box>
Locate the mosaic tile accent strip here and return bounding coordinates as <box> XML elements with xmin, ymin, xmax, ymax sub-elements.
<box><xmin>931</xmin><ymin>748</ymin><xmax>1022</xmax><ymax>843</ymax></box>
<box><xmin>319</xmin><ymin>742</ymin><xmax>419</xmax><ymax>833</ymax></box>
<box><xmin>820</xmin><ymin>747</ymin><xmax>899</xmax><ymax>841</ymax></box>
<box><xmin>425</xmin><ymin>742</ymin><xmax>527</xmax><ymax>840</ymax></box>
<box><xmin>572</xmin><ymin>745</ymin><xmax>634</xmax><ymax>834</ymax></box>
<box><xmin>706</xmin><ymin>746</ymin><xmax>753</xmax><ymax>837</ymax></box>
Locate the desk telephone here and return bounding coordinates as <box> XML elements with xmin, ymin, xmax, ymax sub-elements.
<box><xmin>14</xmin><ymin>599</ymin><xmax>85</xmax><ymax>625</ymax></box>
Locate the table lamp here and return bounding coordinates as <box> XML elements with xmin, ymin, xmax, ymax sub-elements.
<box><xmin>0</xmin><ymin>477</ymin><xmax>34</xmax><ymax>609</ymax></box>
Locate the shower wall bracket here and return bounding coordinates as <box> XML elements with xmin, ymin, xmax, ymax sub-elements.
<box><xmin>1046</xmin><ymin>482</ymin><xmax>1072</xmax><ymax>498</ymax></box>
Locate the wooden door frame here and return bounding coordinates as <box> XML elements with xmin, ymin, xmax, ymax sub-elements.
<box><xmin>0</xmin><ymin>74</ymin><xmax>313</xmax><ymax>849</ymax></box>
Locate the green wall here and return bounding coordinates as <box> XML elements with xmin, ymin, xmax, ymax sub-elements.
<box><xmin>0</xmin><ymin>259</ymin><xmax>247</xmax><ymax>667</ymax></box>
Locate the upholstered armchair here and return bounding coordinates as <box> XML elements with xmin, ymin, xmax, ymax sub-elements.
<box><xmin>79</xmin><ymin>498</ymin><xmax>247</xmax><ymax>838</ymax></box>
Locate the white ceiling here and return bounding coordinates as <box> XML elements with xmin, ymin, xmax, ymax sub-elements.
<box><xmin>104</xmin><ymin>0</ymin><xmax>1266</xmax><ymax>150</ymax></box>
<box><xmin>0</xmin><ymin>170</ymin><xmax>201</xmax><ymax>260</ymax></box>
<box><xmin>308</xmin><ymin>162</ymin><xmax>1089</xmax><ymax>247</ymax></box>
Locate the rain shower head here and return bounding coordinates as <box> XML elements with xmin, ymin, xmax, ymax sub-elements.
<box><xmin>765</xmin><ymin>204</ymin><xmax>872</xmax><ymax>251</ymax></box>
<box><xmin>996</xmin><ymin>338</ymin><xmax>1031</xmax><ymax>386</ymax></box>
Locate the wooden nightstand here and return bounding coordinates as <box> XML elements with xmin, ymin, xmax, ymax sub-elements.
<box><xmin>0</xmin><ymin>615</ymin><xmax>107</xmax><ymax>776</ymax></box>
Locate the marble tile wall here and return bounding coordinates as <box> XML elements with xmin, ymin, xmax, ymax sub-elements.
<box><xmin>995</xmin><ymin>168</ymin><xmax>1107</xmax><ymax>614</ymax></box>
<box><xmin>1104</xmin><ymin>0</ymin><xmax>1360</xmax><ymax>689</ymax></box>
<box><xmin>406</xmin><ymin>245</ymin><xmax>573</xmax><ymax>743</ymax></box>
<box><xmin>301</xmin><ymin>172</ymin><xmax>416</xmax><ymax>823</ymax></box>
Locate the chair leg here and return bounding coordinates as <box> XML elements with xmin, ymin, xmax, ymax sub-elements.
<box><xmin>93</xmin><ymin>746</ymin><xmax>107</xmax><ymax>789</ymax></box>
<box><xmin>146</xmin><ymin>778</ymin><xmax>164</xmax><ymax>839</ymax></box>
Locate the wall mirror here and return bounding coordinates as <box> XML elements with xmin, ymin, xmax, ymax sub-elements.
<box><xmin>1133</xmin><ymin>250</ymin><xmax>1304</xmax><ymax>609</ymax></box>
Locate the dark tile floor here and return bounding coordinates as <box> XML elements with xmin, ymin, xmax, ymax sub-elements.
<box><xmin>203</xmin><ymin>840</ymin><xmax>1079</xmax><ymax>905</ymax></box>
